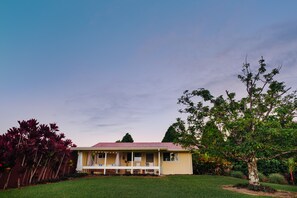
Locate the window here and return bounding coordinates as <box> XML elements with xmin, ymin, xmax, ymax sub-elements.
<box><xmin>134</xmin><ymin>152</ymin><xmax>141</xmax><ymax>157</ymax></box>
<box><xmin>127</xmin><ymin>153</ymin><xmax>132</xmax><ymax>161</ymax></box>
<box><xmin>163</xmin><ymin>152</ymin><xmax>178</xmax><ymax>161</ymax></box>
<box><xmin>134</xmin><ymin>152</ymin><xmax>142</xmax><ymax>161</ymax></box>
<box><xmin>146</xmin><ymin>153</ymin><xmax>154</xmax><ymax>163</ymax></box>
<box><xmin>98</xmin><ymin>153</ymin><xmax>105</xmax><ymax>158</ymax></box>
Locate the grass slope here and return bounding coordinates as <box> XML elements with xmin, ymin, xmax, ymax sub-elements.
<box><xmin>0</xmin><ymin>175</ymin><xmax>296</xmax><ymax>198</ymax></box>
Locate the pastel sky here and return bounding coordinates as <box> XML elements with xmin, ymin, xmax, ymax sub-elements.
<box><xmin>1</xmin><ymin>0</ymin><xmax>297</xmax><ymax>146</ymax></box>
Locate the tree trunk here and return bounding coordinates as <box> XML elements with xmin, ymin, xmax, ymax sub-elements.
<box><xmin>247</xmin><ymin>157</ymin><xmax>260</xmax><ymax>186</ymax></box>
<box><xmin>3</xmin><ymin>170</ymin><xmax>12</xmax><ymax>190</ymax></box>
<box><xmin>22</xmin><ymin>168</ymin><xmax>28</xmax><ymax>186</ymax></box>
<box><xmin>29</xmin><ymin>154</ymin><xmax>43</xmax><ymax>184</ymax></box>
<box><xmin>42</xmin><ymin>158</ymin><xmax>51</xmax><ymax>181</ymax></box>
<box><xmin>290</xmin><ymin>171</ymin><xmax>294</xmax><ymax>185</ymax></box>
<box><xmin>62</xmin><ymin>160</ymin><xmax>67</xmax><ymax>176</ymax></box>
<box><xmin>18</xmin><ymin>155</ymin><xmax>26</xmax><ymax>188</ymax></box>
<box><xmin>55</xmin><ymin>153</ymin><xmax>65</xmax><ymax>179</ymax></box>
<box><xmin>38</xmin><ymin>158</ymin><xmax>49</xmax><ymax>182</ymax></box>
<box><xmin>42</xmin><ymin>166</ymin><xmax>49</xmax><ymax>181</ymax></box>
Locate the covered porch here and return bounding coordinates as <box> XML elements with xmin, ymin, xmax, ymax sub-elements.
<box><xmin>75</xmin><ymin>149</ymin><xmax>162</xmax><ymax>175</ymax></box>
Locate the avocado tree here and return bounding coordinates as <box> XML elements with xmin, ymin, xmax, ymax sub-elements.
<box><xmin>174</xmin><ymin>57</ymin><xmax>297</xmax><ymax>186</ymax></box>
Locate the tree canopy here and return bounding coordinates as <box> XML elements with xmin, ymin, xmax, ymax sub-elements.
<box><xmin>174</xmin><ymin>57</ymin><xmax>297</xmax><ymax>185</ymax></box>
<box><xmin>120</xmin><ymin>133</ymin><xmax>134</xmax><ymax>142</ymax></box>
<box><xmin>162</xmin><ymin>125</ymin><xmax>179</xmax><ymax>142</ymax></box>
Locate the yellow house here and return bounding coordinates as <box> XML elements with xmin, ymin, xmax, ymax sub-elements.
<box><xmin>71</xmin><ymin>142</ymin><xmax>193</xmax><ymax>175</ymax></box>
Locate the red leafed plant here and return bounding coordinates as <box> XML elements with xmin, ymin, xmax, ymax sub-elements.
<box><xmin>0</xmin><ymin>119</ymin><xmax>76</xmax><ymax>189</ymax></box>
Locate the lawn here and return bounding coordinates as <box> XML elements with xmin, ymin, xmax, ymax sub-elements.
<box><xmin>0</xmin><ymin>175</ymin><xmax>296</xmax><ymax>198</ymax></box>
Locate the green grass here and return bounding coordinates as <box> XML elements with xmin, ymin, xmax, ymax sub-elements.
<box><xmin>0</xmin><ymin>175</ymin><xmax>296</xmax><ymax>198</ymax></box>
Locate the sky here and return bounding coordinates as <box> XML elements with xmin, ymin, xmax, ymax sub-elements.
<box><xmin>1</xmin><ymin>0</ymin><xmax>297</xmax><ymax>146</ymax></box>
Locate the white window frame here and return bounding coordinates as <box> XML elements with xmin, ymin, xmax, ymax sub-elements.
<box><xmin>163</xmin><ymin>152</ymin><xmax>178</xmax><ymax>162</ymax></box>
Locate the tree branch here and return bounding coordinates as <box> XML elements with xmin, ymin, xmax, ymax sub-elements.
<box><xmin>258</xmin><ymin>149</ymin><xmax>297</xmax><ymax>160</ymax></box>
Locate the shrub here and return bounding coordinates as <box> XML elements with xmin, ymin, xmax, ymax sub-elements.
<box><xmin>192</xmin><ymin>153</ymin><xmax>232</xmax><ymax>175</ymax></box>
<box><xmin>268</xmin><ymin>173</ymin><xmax>288</xmax><ymax>184</ymax></box>
<box><xmin>230</xmin><ymin>171</ymin><xmax>245</xmax><ymax>179</ymax></box>
<box><xmin>258</xmin><ymin>159</ymin><xmax>287</xmax><ymax>176</ymax></box>
<box><xmin>232</xmin><ymin>160</ymin><xmax>248</xmax><ymax>176</ymax></box>
<box><xmin>258</xmin><ymin>172</ymin><xmax>268</xmax><ymax>182</ymax></box>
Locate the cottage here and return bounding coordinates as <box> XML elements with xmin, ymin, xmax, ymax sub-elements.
<box><xmin>71</xmin><ymin>142</ymin><xmax>193</xmax><ymax>175</ymax></box>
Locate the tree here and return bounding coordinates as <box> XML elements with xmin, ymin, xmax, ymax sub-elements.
<box><xmin>174</xmin><ymin>57</ymin><xmax>297</xmax><ymax>186</ymax></box>
<box><xmin>162</xmin><ymin>125</ymin><xmax>179</xmax><ymax>142</ymax></box>
<box><xmin>121</xmin><ymin>133</ymin><xmax>134</xmax><ymax>142</ymax></box>
<box><xmin>0</xmin><ymin>119</ymin><xmax>75</xmax><ymax>189</ymax></box>
<box><xmin>287</xmin><ymin>158</ymin><xmax>296</xmax><ymax>184</ymax></box>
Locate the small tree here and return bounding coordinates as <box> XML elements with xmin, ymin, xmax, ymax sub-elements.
<box><xmin>162</xmin><ymin>125</ymin><xmax>179</xmax><ymax>142</ymax></box>
<box><xmin>175</xmin><ymin>57</ymin><xmax>297</xmax><ymax>186</ymax></box>
<box><xmin>287</xmin><ymin>158</ymin><xmax>296</xmax><ymax>184</ymax></box>
<box><xmin>121</xmin><ymin>133</ymin><xmax>134</xmax><ymax>142</ymax></box>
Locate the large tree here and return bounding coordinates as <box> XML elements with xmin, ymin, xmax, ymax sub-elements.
<box><xmin>174</xmin><ymin>57</ymin><xmax>297</xmax><ymax>186</ymax></box>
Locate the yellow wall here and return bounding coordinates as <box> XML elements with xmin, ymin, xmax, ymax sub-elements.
<box><xmin>81</xmin><ymin>151</ymin><xmax>193</xmax><ymax>175</ymax></box>
<box><xmin>161</xmin><ymin>152</ymin><xmax>193</xmax><ymax>175</ymax></box>
<box><xmin>82</xmin><ymin>152</ymin><xmax>88</xmax><ymax>166</ymax></box>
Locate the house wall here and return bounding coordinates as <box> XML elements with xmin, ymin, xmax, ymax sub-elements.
<box><xmin>161</xmin><ymin>152</ymin><xmax>193</xmax><ymax>175</ymax></box>
<box><xmin>80</xmin><ymin>151</ymin><xmax>193</xmax><ymax>175</ymax></box>
<box><xmin>82</xmin><ymin>152</ymin><xmax>88</xmax><ymax>166</ymax></box>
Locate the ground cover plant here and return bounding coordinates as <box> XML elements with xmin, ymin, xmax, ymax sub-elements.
<box><xmin>233</xmin><ymin>183</ymin><xmax>276</xmax><ymax>193</ymax></box>
<box><xmin>0</xmin><ymin>175</ymin><xmax>296</xmax><ymax>198</ymax></box>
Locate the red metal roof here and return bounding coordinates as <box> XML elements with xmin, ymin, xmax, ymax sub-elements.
<box><xmin>92</xmin><ymin>142</ymin><xmax>185</xmax><ymax>151</ymax></box>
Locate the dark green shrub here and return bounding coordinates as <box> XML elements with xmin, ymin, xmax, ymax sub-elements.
<box><xmin>258</xmin><ymin>159</ymin><xmax>286</xmax><ymax>176</ymax></box>
<box><xmin>192</xmin><ymin>153</ymin><xmax>231</xmax><ymax>175</ymax></box>
<box><xmin>258</xmin><ymin>172</ymin><xmax>268</xmax><ymax>182</ymax></box>
<box><xmin>230</xmin><ymin>171</ymin><xmax>245</xmax><ymax>179</ymax></box>
<box><xmin>231</xmin><ymin>160</ymin><xmax>248</xmax><ymax>175</ymax></box>
<box><xmin>268</xmin><ymin>173</ymin><xmax>288</xmax><ymax>184</ymax></box>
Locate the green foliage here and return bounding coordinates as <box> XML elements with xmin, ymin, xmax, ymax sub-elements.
<box><xmin>200</xmin><ymin>121</ymin><xmax>225</xmax><ymax>156</ymax></box>
<box><xmin>174</xmin><ymin>57</ymin><xmax>297</xmax><ymax>185</ymax></box>
<box><xmin>232</xmin><ymin>160</ymin><xmax>248</xmax><ymax>175</ymax></box>
<box><xmin>287</xmin><ymin>158</ymin><xmax>296</xmax><ymax>184</ymax></box>
<box><xmin>287</xmin><ymin>158</ymin><xmax>296</xmax><ymax>174</ymax></box>
<box><xmin>120</xmin><ymin>133</ymin><xmax>134</xmax><ymax>142</ymax></box>
<box><xmin>162</xmin><ymin>125</ymin><xmax>178</xmax><ymax>142</ymax></box>
<box><xmin>230</xmin><ymin>171</ymin><xmax>245</xmax><ymax>179</ymax></box>
<box><xmin>192</xmin><ymin>153</ymin><xmax>231</xmax><ymax>175</ymax></box>
<box><xmin>257</xmin><ymin>159</ymin><xmax>287</xmax><ymax>176</ymax></box>
<box><xmin>258</xmin><ymin>172</ymin><xmax>268</xmax><ymax>182</ymax></box>
<box><xmin>268</xmin><ymin>173</ymin><xmax>288</xmax><ymax>184</ymax></box>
